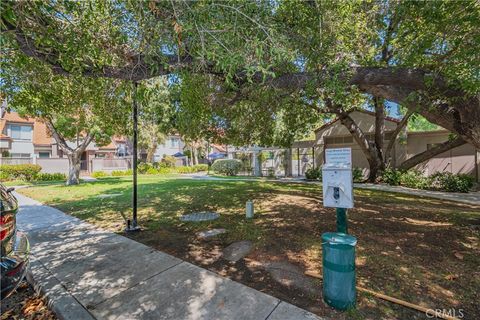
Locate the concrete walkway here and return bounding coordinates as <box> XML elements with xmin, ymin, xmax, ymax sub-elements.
<box><xmin>15</xmin><ymin>192</ymin><xmax>322</xmax><ymax>320</ymax></box>
<box><xmin>186</xmin><ymin>174</ymin><xmax>480</xmax><ymax>206</ymax></box>
<box><xmin>354</xmin><ymin>183</ymin><xmax>480</xmax><ymax>206</ymax></box>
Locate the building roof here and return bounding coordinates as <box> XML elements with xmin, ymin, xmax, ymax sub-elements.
<box><xmin>314</xmin><ymin>109</ymin><xmax>401</xmax><ymax>133</ymax></box>
<box><xmin>0</xmin><ymin>111</ymin><xmax>52</xmax><ymax>146</ymax></box>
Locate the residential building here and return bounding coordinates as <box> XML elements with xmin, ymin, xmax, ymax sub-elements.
<box><xmin>227</xmin><ymin>110</ymin><xmax>479</xmax><ymax>181</ymax></box>
<box><xmin>0</xmin><ymin>111</ymin><xmax>131</xmax><ymax>174</ymax></box>
<box><xmin>151</xmin><ymin>134</ymin><xmax>185</xmax><ymax>161</ymax></box>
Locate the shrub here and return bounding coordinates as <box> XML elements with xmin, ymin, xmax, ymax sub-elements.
<box><xmin>352</xmin><ymin>167</ymin><xmax>364</xmax><ymax>183</ymax></box>
<box><xmin>176</xmin><ymin>166</ymin><xmax>195</xmax><ymax>174</ymax></box>
<box><xmin>138</xmin><ymin>162</ymin><xmax>153</xmax><ymax>174</ymax></box>
<box><xmin>382</xmin><ymin>168</ymin><xmax>402</xmax><ymax>186</ymax></box>
<box><xmin>162</xmin><ymin>155</ymin><xmax>177</xmax><ymax>167</ymax></box>
<box><xmin>146</xmin><ymin>167</ymin><xmax>159</xmax><ymax>175</ymax></box>
<box><xmin>193</xmin><ymin>164</ymin><xmax>208</xmax><ymax>172</ymax></box>
<box><xmin>111</xmin><ymin>170</ymin><xmax>133</xmax><ymax>176</ymax></box>
<box><xmin>429</xmin><ymin>172</ymin><xmax>474</xmax><ymax>193</ymax></box>
<box><xmin>0</xmin><ymin>171</ymin><xmax>10</xmax><ymax>181</ymax></box>
<box><xmin>399</xmin><ymin>170</ymin><xmax>429</xmax><ymax>189</ymax></box>
<box><xmin>91</xmin><ymin>171</ymin><xmax>108</xmax><ymax>178</ymax></box>
<box><xmin>211</xmin><ymin>159</ymin><xmax>242</xmax><ymax>176</ymax></box>
<box><xmin>35</xmin><ymin>173</ymin><xmax>66</xmax><ymax>181</ymax></box>
<box><xmin>0</xmin><ymin>164</ymin><xmax>42</xmax><ymax>181</ymax></box>
<box><xmin>305</xmin><ymin>167</ymin><xmax>321</xmax><ymax>180</ymax></box>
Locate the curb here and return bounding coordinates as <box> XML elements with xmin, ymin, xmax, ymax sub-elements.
<box><xmin>27</xmin><ymin>258</ymin><xmax>96</xmax><ymax>320</ymax></box>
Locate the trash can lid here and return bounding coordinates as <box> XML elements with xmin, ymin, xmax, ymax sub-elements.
<box><xmin>322</xmin><ymin>232</ymin><xmax>357</xmax><ymax>246</ymax></box>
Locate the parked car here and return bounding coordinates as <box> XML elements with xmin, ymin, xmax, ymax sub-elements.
<box><xmin>1</xmin><ymin>184</ymin><xmax>29</xmax><ymax>299</ymax></box>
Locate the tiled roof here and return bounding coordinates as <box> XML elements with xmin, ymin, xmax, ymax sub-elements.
<box><xmin>0</xmin><ymin>111</ymin><xmax>52</xmax><ymax>146</ymax></box>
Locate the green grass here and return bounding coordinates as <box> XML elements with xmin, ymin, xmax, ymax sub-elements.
<box><xmin>18</xmin><ymin>174</ymin><xmax>480</xmax><ymax>319</ymax></box>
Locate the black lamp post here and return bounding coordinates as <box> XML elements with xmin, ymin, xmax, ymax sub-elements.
<box><xmin>126</xmin><ymin>81</ymin><xmax>140</xmax><ymax>232</ymax></box>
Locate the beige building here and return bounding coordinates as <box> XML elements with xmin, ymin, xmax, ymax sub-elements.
<box><xmin>312</xmin><ymin>110</ymin><xmax>479</xmax><ymax>181</ymax></box>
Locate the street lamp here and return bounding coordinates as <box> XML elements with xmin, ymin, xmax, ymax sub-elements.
<box><xmin>126</xmin><ymin>81</ymin><xmax>140</xmax><ymax>232</ymax></box>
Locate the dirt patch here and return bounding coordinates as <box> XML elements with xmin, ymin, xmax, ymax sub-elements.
<box><xmin>1</xmin><ymin>281</ymin><xmax>57</xmax><ymax>320</ymax></box>
<box><xmin>127</xmin><ymin>189</ymin><xmax>480</xmax><ymax>320</ymax></box>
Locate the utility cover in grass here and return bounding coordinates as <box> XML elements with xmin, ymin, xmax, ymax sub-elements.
<box><xmin>180</xmin><ymin>212</ymin><xmax>220</xmax><ymax>222</ymax></box>
<box><xmin>222</xmin><ymin>240</ymin><xmax>253</xmax><ymax>262</ymax></box>
<box><xmin>197</xmin><ymin>228</ymin><xmax>226</xmax><ymax>239</ymax></box>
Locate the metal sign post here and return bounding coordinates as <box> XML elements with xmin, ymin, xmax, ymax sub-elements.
<box><xmin>126</xmin><ymin>81</ymin><xmax>141</xmax><ymax>232</ymax></box>
<box><xmin>322</xmin><ymin>148</ymin><xmax>353</xmax><ymax>233</ymax></box>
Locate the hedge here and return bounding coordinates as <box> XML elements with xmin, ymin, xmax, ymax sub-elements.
<box><xmin>0</xmin><ymin>164</ymin><xmax>42</xmax><ymax>181</ymax></box>
<box><xmin>211</xmin><ymin>159</ymin><xmax>242</xmax><ymax>176</ymax></box>
<box><xmin>381</xmin><ymin>169</ymin><xmax>474</xmax><ymax>193</ymax></box>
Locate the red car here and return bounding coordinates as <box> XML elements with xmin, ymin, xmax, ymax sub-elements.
<box><xmin>1</xmin><ymin>184</ymin><xmax>29</xmax><ymax>299</ymax></box>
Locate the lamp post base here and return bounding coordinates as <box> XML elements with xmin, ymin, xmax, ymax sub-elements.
<box><xmin>125</xmin><ymin>219</ymin><xmax>141</xmax><ymax>232</ymax></box>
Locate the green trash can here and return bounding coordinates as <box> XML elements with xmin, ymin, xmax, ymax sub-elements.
<box><xmin>322</xmin><ymin>232</ymin><xmax>357</xmax><ymax>310</ymax></box>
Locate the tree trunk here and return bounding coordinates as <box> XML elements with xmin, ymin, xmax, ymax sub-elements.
<box><xmin>66</xmin><ymin>153</ymin><xmax>81</xmax><ymax>185</ymax></box>
<box><xmin>374</xmin><ymin>98</ymin><xmax>386</xmax><ymax>173</ymax></box>
<box><xmin>398</xmin><ymin>136</ymin><xmax>466</xmax><ymax>171</ymax></box>
<box><xmin>338</xmin><ymin>112</ymin><xmax>383</xmax><ymax>182</ymax></box>
<box><xmin>146</xmin><ymin>141</ymin><xmax>158</xmax><ymax>163</ymax></box>
<box><xmin>193</xmin><ymin>147</ymin><xmax>198</xmax><ymax>165</ymax></box>
<box><xmin>385</xmin><ymin>110</ymin><xmax>413</xmax><ymax>166</ymax></box>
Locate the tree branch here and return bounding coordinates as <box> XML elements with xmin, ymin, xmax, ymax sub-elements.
<box><xmin>398</xmin><ymin>136</ymin><xmax>466</xmax><ymax>171</ymax></box>
<box><xmin>385</xmin><ymin>109</ymin><xmax>414</xmax><ymax>164</ymax></box>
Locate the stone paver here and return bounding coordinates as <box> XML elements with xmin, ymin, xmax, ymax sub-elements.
<box><xmin>222</xmin><ymin>240</ymin><xmax>253</xmax><ymax>262</ymax></box>
<box><xmin>180</xmin><ymin>212</ymin><xmax>220</xmax><ymax>222</ymax></box>
<box><xmin>197</xmin><ymin>228</ymin><xmax>227</xmax><ymax>239</ymax></box>
<box><xmin>15</xmin><ymin>192</ymin><xmax>322</xmax><ymax>320</ymax></box>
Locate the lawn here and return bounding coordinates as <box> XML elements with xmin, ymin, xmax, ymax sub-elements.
<box><xmin>19</xmin><ymin>175</ymin><xmax>480</xmax><ymax>320</ymax></box>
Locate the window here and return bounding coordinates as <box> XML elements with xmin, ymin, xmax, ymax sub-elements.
<box><xmin>10</xmin><ymin>153</ymin><xmax>31</xmax><ymax>158</ymax></box>
<box><xmin>38</xmin><ymin>152</ymin><xmax>50</xmax><ymax>158</ymax></box>
<box><xmin>169</xmin><ymin>138</ymin><xmax>179</xmax><ymax>148</ymax></box>
<box><xmin>8</xmin><ymin>125</ymin><xmax>32</xmax><ymax>141</ymax></box>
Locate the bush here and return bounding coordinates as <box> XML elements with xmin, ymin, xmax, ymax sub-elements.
<box><xmin>35</xmin><ymin>173</ymin><xmax>66</xmax><ymax>181</ymax></box>
<box><xmin>399</xmin><ymin>170</ymin><xmax>429</xmax><ymax>189</ymax></box>
<box><xmin>138</xmin><ymin>162</ymin><xmax>153</xmax><ymax>174</ymax></box>
<box><xmin>305</xmin><ymin>167</ymin><xmax>321</xmax><ymax>180</ymax></box>
<box><xmin>0</xmin><ymin>164</ymin><xmax>42</xmax><ymax>181</ymax></box>
<box><xmin>176</xmin><ymin>166</ymin><xmax>195</xmax><ymax>174</ymax></box>
<box><xmin>429</xmin><ymin>172</ymin><xmax>474</xmax><ymax>193</ymax></box>
<box><xmin>162</xmin><ymin>155</ymin><xmax>177</xmax><ymax>167</ymax></box>
<box><xmin>111</xmin><ymin>170</ymin><xmax>133</xmax><ymax>176</ymax></box>
<box><xmin>91</xmin><ymin>171</ymin><xmax>108</xmax><ymax>178</ymax></box>
<box><xmin>211</xmin><ymin>159</ymin><xmax>242</xmax><ymax>176</ymax></box>
<box><xmin>193</xmin><ymin>164</ymin><xmax>208</xmax><ymax>172</ymax></box>
<box><xmin>382</xmin><ymin>168</ymin><xmax>402</xmax><ymax>186</ymax></box>
<box><xmin>352</xmin><ymin>167</ymin><xmax>364</xmax><ymax>183</ymax></box>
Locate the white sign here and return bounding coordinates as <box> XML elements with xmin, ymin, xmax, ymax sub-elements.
<box><xmin>325</xmin><ymin>148</ymin><xmax>352</xmax><ymax>167</ymax></box>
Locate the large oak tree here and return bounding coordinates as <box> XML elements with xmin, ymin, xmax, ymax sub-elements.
<box><xmin>1</xmin><ymin>1</ymin><xmax>479</xmax><ymax>149</ymax></box>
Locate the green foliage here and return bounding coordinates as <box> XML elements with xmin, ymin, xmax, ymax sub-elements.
<box><xmin>399</xmin><ymin>170</ymin><xmax>430</xmax><ymax>189</ymax></box>
<box><xmin>138</xmin><ymin>163</ymin><xmax>152</xmax><ymax>174</ymax></box>
<box><xmin>352</xmin><ymin>167</ymin><xmax>364</xmax><ymax>183</ymax></box>
<box><xmin>0</xmin><ymin>164</ymin><xmax>42</xmax><ymax>181</ymax></box>
<box><xmin>161</xmin><ymin>155</ymin><xmax>177</xmax><ymax>168</ymax></box>
<box><xmin>111</xmin><ymin>170</ymin><xmax>133</xmax><ymax>176</ymax></box>
<box><xmin>429</xmin><ymin>172</ymin><xmax>474</xmax><ymax>193</ymax></box>
<box><xmin>193</xmin><ymin>164</ymin><xmax>208</xmax><ymax>172</ymax></box>
<box><xmin>211</xmin><ymin>159</ymin><xmax>242</xmax><ymax>176</ymax></box>
<box><xmin>381</xmin><ymin>169</ymin><xmax>474</xmax><ymax>193</ymax></box>
<box><xmin>305</xmin><ymin>167</ymin><xmax>321</xmax><ymax>180</ymax></box>
<box><xmin>91</xmin><ymin>171</ymin><xmax>108</xmax><ymax>178</ymax></box>
<box><xmin>35</xmin><ymin>173</ymin><xmax>67</xmax><ymax>181</ymax></box>
<box><xmin>382</xmin><ymin>168</ymin><xmax>402</xmax><ymax>186</ymax></box>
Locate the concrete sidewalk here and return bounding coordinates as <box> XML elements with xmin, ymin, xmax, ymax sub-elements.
<box><xmin>15</xmin><ymin>192</ymin><xmax>322</xmax><ymax>320</ymax></box>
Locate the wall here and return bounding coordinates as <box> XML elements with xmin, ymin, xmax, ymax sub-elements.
<box><xmin>408</xmin><ymin>132</ymin><xmax>477</xmax><ymax>179</ymax></box>
<box><xmin>91</xmin><ymin>158</ymin><xmax>131</xmax><ymax>172</ymax></box>
<box><xmin>37</xmin><ymin>158</ymin><xmax>70</xmax><ymax>174</ymax></box>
